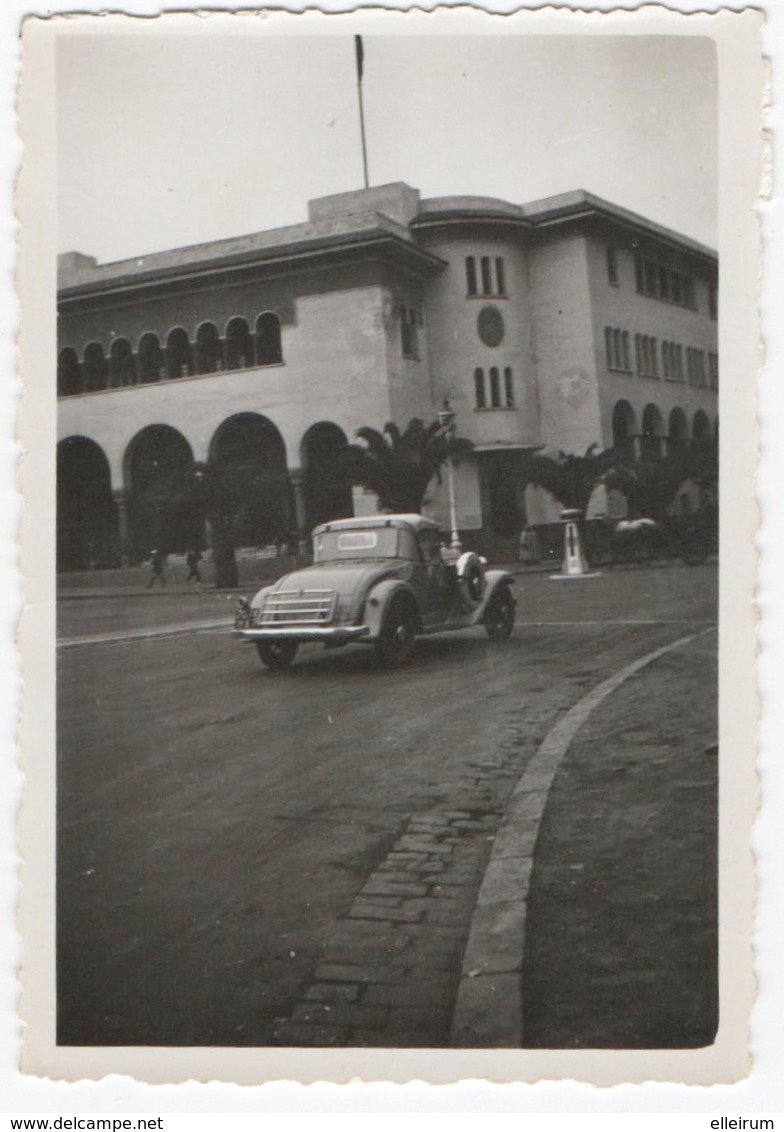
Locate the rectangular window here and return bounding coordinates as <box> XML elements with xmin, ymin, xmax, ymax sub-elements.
<box><xmin>708</xmin><ymin>353</ymin><xmax>719</xmax><ymax>391</ymax></box>
<box><xmin>606</xmin><ymin>247</ymin><xmax>619</xmax><ymax>286</ymax></box>
<box><xmin>466</xmin><ymin>257</ymin><xmax>477</xmax><ymax>296</ymax></box>
<box><xmin>495</xmin><ymin>257</ymin><xmax>506</xmax><ymax>296</ymax></box>
<box><xmin>474</xmin><ymin>368</ymin><xmax>486</xmax><ymax>409</ymax></box>
<box><xmin>337</xmin><ymin>531</ymin><xmax>378</xmax><ymax>551</ymax></box>
<box><xmin>481</xmin><ymin>257</ymin><xmax>492</xmax><ymax>295</ymax></box>
<box><xmin>400</xmin><ymin>306</ymin><xmax>419</xmax><ymax>359</ymax></box>
<box><xmin>504</xmin><ymin>367</ymin><xmax>514</xmax><ymax>407</ymax></box>
<box><xmin>708</xmin><ymin>283</ymin><xmax>718</xmax><ymax>320</ymax></box>
<box><xmin>489</xmin><ymin>367</ymin><xmax>501</xmax><ymax>407</ymax></box>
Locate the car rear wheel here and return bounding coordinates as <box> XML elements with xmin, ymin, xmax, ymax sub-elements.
<box><xmin>256</xmin><ymin>639</ymin><xmax>299</xmax><ymax>670</ymax></box>
<box><xmin>484</xmin><ymin>586</ymin><xmax>515</xmax><ymax>641</ymax></box>
<box><xmin>375</xmin><ymin>601</ymin><xmax>418</xmax><ymax>667</ymax></box>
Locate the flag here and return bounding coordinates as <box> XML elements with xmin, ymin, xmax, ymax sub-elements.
<box><xmin>355</xmin><ymin>35</ymin><xmax>364</xmax><ymax>84</ymax></box>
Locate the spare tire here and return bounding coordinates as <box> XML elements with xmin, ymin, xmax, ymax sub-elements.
<box><xmin>456</xmin><ymin>552</ymin><xmax>486</xmax><ymax>612</ymax></box>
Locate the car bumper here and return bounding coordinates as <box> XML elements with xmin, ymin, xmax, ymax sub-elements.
<box><xmin>234</xmin><ymin>625</ymin><xmax>371</xmax><ymax>644</ymax></box>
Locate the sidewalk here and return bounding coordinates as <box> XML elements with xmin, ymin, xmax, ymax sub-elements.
<box><xmin>520</xmin><ymin>629</ymin><xmax>717</xmax><ymax>1048</ymax></box>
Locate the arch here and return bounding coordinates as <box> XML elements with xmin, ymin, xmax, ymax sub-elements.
<box><xmin>58</xmin><ymin>348</ymin><xmax>82</xmax><ymax>397</ymax></box>
<box><xmin>209</xmin><ymin>412</ymin><xmax>290</xmax><ymax>547</ymax></box>
<box><xmin>301</xmin><ymin>421</ymin><xmax>353</xmax><ymax>532</ymax></box>
<box><xmin>109</xmin><ymin>338</ymin><xmax>136</xmax><ymax>388</ymax></box>
<box><xmin>57</xmin><ymin>436</ymin><xmax>118</xmax><ymax>570</ymax></box>
<box><xmin>641</xmin><ymin>403</ymin><xmax>665</xmax><ymax>461</ymax></box>
<box><xmin>166</xmin><ymin>327</ymin><xmax>193</xmax><ymax>379</ymax></box>
<box><xmin>194</xmin><ymin>321</ymin><xmax>224</xmax><ymax>374</ymax></box>
<box><xmin>224</xmin><ymin>317</ymin><xmax>253</xmax><ymax>371</ymax></box>
<box><xmin>255</xmin><ymin>312</ymin><xmax>282</xmax><ymax>367</ymax></box>
<box><xmin>612</xmin><ymin>400</ymin><xmax>638</xmax><ymax>461</ymax></box>
<box><xmin>125</xmin><ymin>424</ymin><xmax>196</xmax><ymax>558</ymax></box>
<box><xmin>137</xmin><ymin>333</ymin><xmax>164</xmax><ymax>384</ymax></box>
<box><xmin>82</xmin><ymin>342</ymin><xmax>109</xmax><ymax>393</ymax></box>
<box><xmin>692</xmin><ymin>409</ymin><xmax>710</xmax><ymax>445</ymax></box>
<box><xmin>668</xmin><ymin>407</ymin><xmax>690</xmax><ymax>455</ymax></box>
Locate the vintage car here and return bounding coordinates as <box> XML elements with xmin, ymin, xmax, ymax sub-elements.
<box><xmin>234</xmin><ymin>514</ymin><xmax>516</xmax><ymax>669</ymax></box>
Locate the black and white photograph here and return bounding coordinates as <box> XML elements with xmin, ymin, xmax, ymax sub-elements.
<box><xmin>15</xmin><ymin>5</ymin><xmax>763</xmax><ymax>1089</ymax></box>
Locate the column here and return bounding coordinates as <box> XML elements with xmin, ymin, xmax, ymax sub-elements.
<box><xmin>113</xmin><ymin>488</ymin><xmax>131</xmax><ymax>567</ymax></box>
<box><xmin>289</xmin><ymin>468</ymin><xmax>308</xmax><ymax>555</ymax></box>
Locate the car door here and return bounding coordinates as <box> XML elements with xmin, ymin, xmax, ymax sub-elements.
<box><xmin>415</xmin><ymin>529</ymin><xmax>456</xmax><ymax>626</ymax></box>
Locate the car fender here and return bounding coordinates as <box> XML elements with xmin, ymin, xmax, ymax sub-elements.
<box><xmin>362</xmin><ymin>579</ymin><xmax>421</xmax><ymax>639</ymax></box>
<box><xmin>471</xmin><ymin>570</ymin><xmax>517</xmax><ymax>624</ymax></box>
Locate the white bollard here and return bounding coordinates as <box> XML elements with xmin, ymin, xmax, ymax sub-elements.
<box><xmin>550</xmin><ymin>509</ymin><xmax>601</xmax><ymax>580</ymax></box>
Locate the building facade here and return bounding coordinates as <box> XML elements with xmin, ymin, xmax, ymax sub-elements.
<box><xmin>57</xmin><ymin>182</ymin><xmax>719</xmax><ymax>568</ymax></box>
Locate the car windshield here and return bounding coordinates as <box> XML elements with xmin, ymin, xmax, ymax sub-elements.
<box><xmin>313</xmin><ymin>527</ymin><xmax>415</xmax><ymax>563</ymax></box>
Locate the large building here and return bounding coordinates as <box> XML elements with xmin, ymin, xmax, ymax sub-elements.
<box><xmin>56</xmin><ymin>182</ymin><xmax>719</xmax><ymax>568</ymax></box>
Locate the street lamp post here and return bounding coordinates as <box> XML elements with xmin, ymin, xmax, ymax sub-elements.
<box><xmin>437</xmin><ymin>398</ymin><xmax>462</xmax><ymax>553</ymax></box>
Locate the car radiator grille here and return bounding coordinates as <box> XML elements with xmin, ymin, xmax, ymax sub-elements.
<box><xmin>258</xmin><ymin>589</ymin><xmax>338</xmax><ymax>626</ymax></box>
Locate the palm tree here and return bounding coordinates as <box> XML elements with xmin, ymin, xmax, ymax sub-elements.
<box><xmin>525</xmin><ymin>444</ymin><xmax>621</xmax><ymax>514</ymax></box>
<box><xmin>342</xmin><ymin>416</ymin><xmax>473</xmax><ymax>514</ymax></box>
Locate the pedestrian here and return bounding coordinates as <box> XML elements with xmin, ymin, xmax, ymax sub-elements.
<box><xmin>185</xmin><ymin>548</ymin><xmax>202</xmax><ymax>585</ymax></box>
<box><xmin>146</xmin><ymin>547</ymin><xmax>167</xmax><ymax>588</ymax></box>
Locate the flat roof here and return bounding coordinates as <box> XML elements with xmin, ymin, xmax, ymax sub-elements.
<box><xmin>313</xmin><ymin>514</ymin><xmax>441</xmax><ymax>534</ymax></box>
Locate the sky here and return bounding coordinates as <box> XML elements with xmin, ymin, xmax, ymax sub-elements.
<box><xmin>56</xmin><ymin>29</ymin><xmax>717</xmax><ymax>263</ymax></box>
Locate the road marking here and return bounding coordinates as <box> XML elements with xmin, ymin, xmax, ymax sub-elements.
<box><xmin>57</xmin><ymin>617</ymin><xmax>716</xmax><ymax>649</ymax></box>
<box><xmin>57</xmin><ymin>619</ymin><xmax>229</xmax><ymax>648</ymax></box>
<box><xmin>450</xmin><ymin>626</ymin><xmax>717</xmax><ymax>1048</ymax></box>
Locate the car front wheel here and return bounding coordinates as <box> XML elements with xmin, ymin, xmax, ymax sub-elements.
<box><xmin>484</xmin><ymin>586</ymin><xmax>515</xmax><ymax>641</ymax></box>
<box><xmin>375</xmin><ymin>601</ymin><xmax>418</xmax><ymax>667</ymax></box>
<box><xmin>256</xmin><ymin>639</ymin><xmax>299</xmax><ymax>670</ymax></box>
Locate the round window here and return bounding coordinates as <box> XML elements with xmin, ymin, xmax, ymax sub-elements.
<box><xmin>478</xmin><ymin>306</ymin><xmax>505</xmax><ymax>348</ymax></box>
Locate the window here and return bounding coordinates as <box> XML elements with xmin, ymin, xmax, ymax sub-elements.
<box><xmin>466</xmin><ymin>254</ymin><xmax>507</xmax><ymax>298</ymax></box>
<box><xmin>708</xmin><ymin>283</ymin><xmax>718</xmax><ymax>321</ymax></box>
<box><xmin>708</xmin><ymin>353</ymin><xmax>719</xmax><ymax>391</ymax></box>
<box><xmin>662</xmin><ymin>341</ymin><xmax>685</xmax><ymax>383</ymax></box>
<box><xmin>224</xmin><ymin>318</ymin><xmax>253</xmax><ymax>371</ymax></box>
<box><xmin>166</xmin><ymin>327</ymin><xmax>193</xmax><ymax>379</ymax></box>
<box><xmin>634</xmin><ymin>256</ymin><xmax>697</xmax><ymax>309</ymax></box>
<box><xmin>58</xmin><ymin>347</ymin><xmax>83</xmax><ymax>397</ymax></box>
<box><xmin>488</xmin><ymin>367</ymin><xmax>501</xmax><ymax>407</ymax></box>
<box><xmin>686</xmin><ymin>347</ymin><xmax>706</xmax><ymax>388</ymax></box>
<box><xmin>480</xmin><ymin>257</ymin><xmax>492</xmax><ymax>296</ymax></box>
<box><xmin>109</xmin><ymin>338</ymin><xmax>136</xmax><ymax>388</ymax></box>
<box><xmin>635</xmin><ymin>333</ymin><xmax>659</xmax><ymax>378</ymax></box>
<box><xmin>400</xmin><ymin>306</ymin><xmax>419</xmax><ymax>360</ymax></box>
<box><xmin>138</xmin><ymin>333</ymin><xmax>164</xmax><ymax>384</ymax></box>
<box><xmin>606</xmin><ymin>247</ymin><xmax>619</xmax><ymax>286</ymax></box>
<box><xmin>474</xmin><ymin>367</ymin><xmax>486</xmax><ymax>409</ymax></box>
<box><xmin>605</xmin><ymin>326</ymin><xmax>632</xmax><ymax>372</ymax></box>
<box><xmin>194</xmin><ymin>322</ymin><xmax>223</xmax><ymax>374</ymax></box>
<box><xmin>465</xmin><ymin>257</ymin><xmax>477</xmax><ymax>296</ymax></box>
<box><xmin>504</xmin><ymin>367</ymin><xmax>514</xmax><ymax>407</ymax></box>
<box><xmin>255</xmin><ymin>312</ymin><xmax>282</xmax><ymax>366</ymax></box>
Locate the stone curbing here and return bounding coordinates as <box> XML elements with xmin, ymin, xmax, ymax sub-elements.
<box><xmin>449</xmin><ymin>627</ymin><xmax>715</xmax><ymax>1047</ymax></box>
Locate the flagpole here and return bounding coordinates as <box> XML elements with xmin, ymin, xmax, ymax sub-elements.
<box><xmin>355</xmin><ymin>35</ymin><xmax>370</xmax><ymax>189</ymax></box>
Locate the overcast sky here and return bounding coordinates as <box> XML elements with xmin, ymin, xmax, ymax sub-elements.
<box><xmin>56</xmin><ymin>30</ymin><xmax>717</xmax><ymax>263</ymax></box>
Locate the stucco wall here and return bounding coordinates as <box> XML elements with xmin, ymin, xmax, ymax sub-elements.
<box><xmin>418</xmin><ymin>232</ymin><xmax>541</xmax><ymax>449</ymax></box>
<box><xmin>529</xmin><ymin>233</ymin><xmax>603</xmax><ymax>456</ymax></box>
<box><xmin>584</xmin><ymin>234</ymin><xmax>719</xmax><ymax>445</ymax></box>
<box><xmin>58</xmin><ymin>286</ymin><xmax>396</xmax><ymax>490</ymax></box>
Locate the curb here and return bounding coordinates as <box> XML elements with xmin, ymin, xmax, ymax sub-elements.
<box><xmin>449</xmin><ymin>626</ymin><xmax>716</xmax><ymax>1047</ymax></box>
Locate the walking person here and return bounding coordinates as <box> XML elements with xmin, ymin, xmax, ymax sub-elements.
<box><xmin>146</xmin><ymin>547</ymin><xmax>167</xmax><ymax>588</ymax></box>
<box><xmin>185</xmin><ymin>548</ymin><xmax>202</xmax><ymax>587</ymax></box>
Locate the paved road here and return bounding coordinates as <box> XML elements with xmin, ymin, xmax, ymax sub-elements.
<box><xmin>56</xmin><ymin>564</ymin><xmax>717</xmax><ymax>1047</ymax></box>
